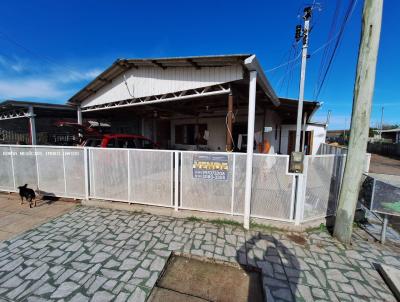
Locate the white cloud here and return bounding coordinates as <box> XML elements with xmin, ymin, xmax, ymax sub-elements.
<box><xmin>0</xmin><ymin>55</ymin><xmax>102</xmax><ymax>101</ymax></box>
<box><xmin>0</xmin><ymin>79</ymin><xmax>73</xmax><ymax>100</ymax></box>
<box><xmin>58</xmin><ymin>68</ymin><xmax>102</xmax><ymax>83</ymax></box>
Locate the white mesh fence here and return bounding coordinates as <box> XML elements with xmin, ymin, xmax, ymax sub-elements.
<box><xmin>303</xmin><ymin>155</ymin><xmax>346</xmax><ymax>220</ymax></box>
<box><xmin>233</xmin><ymin>154</ymin><xmax>294</xmax><ymax>221</ymax></box>
<box><xmin>180</xmin><ymin>152</ymin><xmax>295</xmax><ymax>221</ymax></box>
<box><xmin>11</xmin><ymin>146</ymin><xmax>38</xmax><ymax>190</ymax></box>
<box><xmin>0</xmin><ymin>146</ymin><xmax>14</xmax><ymax>191</ymax></box>
<box><xmin>129</xmin><ymin>149</ymin><xmax>173</xmax><ymax>207</ymax></box>
<box><xmin>89</xmin><ymin>148</ymin><xmax>174</xmax><ymax>207</ymax></box>
<box><xmin>180</xmin><ymin>152</ymin><xmax>234</xmax><ymax>213</ymax></box>
<box><xmin>1</xmin><ymin>144</ymin><xmax>350</xmax><ymax>223</ymax></box>
<box><xmin>0</xmin><ymin>145</ymin><xmax>85</xmax><ymax>199</ymax></box>
<box><xmin>89</xmin><ymin>148</ymin><xmax>129</xmax><ymax>201</ymax></box>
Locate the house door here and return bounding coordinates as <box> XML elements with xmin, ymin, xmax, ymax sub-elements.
<box><xmin>287</xmin><ymin>130</ymin><xmax>313</xmax><ymax>155</ymax></box>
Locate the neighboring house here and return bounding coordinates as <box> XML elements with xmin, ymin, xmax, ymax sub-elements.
<box><xmin>380</xmin><ymin>128</ymin><xmax>400</xmax><ymax>143</ymax></box>
<box><xmin>67</xmin><ymin>54</ymin><xmax>327</xmax><ymax>155</ymax></box>
<box><xmin>0</xmin><ymin>100</ymin><xmax>77</xmax><ymax>145</ymax></box>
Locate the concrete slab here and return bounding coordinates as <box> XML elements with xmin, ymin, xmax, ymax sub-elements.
<box><xmin>378</xmin><ymin>264</ymin><xmax>400</xmax><ymax>301</ymax></box>
<box><xmin>157</xmin><ymin>255</ymin><xmax>263</xmax><ymax>302</ymax></box>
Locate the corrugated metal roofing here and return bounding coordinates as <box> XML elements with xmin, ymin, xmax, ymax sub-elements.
<box><xmin>0</xmin><ymin>100</ymin><xmax>74</xmax><ymax>110</ymax></box>
<box><xmin>67</xmin><ymin>54</ymin><xmax>270</xmax><ymax>106</ymax></box>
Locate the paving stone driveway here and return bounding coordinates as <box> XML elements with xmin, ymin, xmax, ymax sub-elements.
<box><xmin>0</xmin><ymin>206</ymin><xmax>399</xmax><ymax>301</ymax></box>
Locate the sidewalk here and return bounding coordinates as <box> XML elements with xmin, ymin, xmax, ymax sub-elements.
<box><xmin>0</xmin><ymin>205</ymin><xmax>398</xmax><ymax>301</ymax></box>
<box><xmin>0</xmin><ymin>192</ymin><xmax>77</xmax><ymax>241</ymax></box>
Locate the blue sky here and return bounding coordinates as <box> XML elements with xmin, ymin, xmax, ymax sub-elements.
<box><xmin>0</xmin><ymin>0</ymin><xmax>398</xmax><ymax>130</ymax></box>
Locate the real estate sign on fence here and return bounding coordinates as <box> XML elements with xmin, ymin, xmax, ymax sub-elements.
<box><xmin>192</xmin><ymin>154</ymin><xmax>228</xmax><ymax>181</ymax></box>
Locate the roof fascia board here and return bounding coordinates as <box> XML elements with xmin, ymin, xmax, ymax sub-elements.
<box><xmin>244</xmin><ymin>55</ymin><xmax>280</xmax><ymax>106</ymax></box>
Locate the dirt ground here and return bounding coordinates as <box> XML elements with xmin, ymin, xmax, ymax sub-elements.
<box><xmin>369</xmin><ymin>154</ymin><xmax>400</xmax><ymax>175</ymax></box>
<box><xmin>0</xmin><ymin>192</ymin><xmax>78</xmax><ymax>240</ymax></box>
<box><xmin>149</xmin><ymin>255</ymin><xmax>263</xmax><ymax>302</ymax></box>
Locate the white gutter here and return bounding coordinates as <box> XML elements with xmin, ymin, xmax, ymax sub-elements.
<box><xmin>308</xmin><ymin>101</ymin><xmax>322</xmax><ymax>121</ymax></box>
<box><xmin>244</xmin><ymin>55</ymin><xmax>280</xmax><ymax>106</ymax></box>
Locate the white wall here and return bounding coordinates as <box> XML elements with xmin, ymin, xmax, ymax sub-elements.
<box><xmin>280</xmin><ymin>124</ymin><xmax>327</xmax><ymax>155</ymax></box>
<box><xmin>169</xmin><ymin>108</ymin><xmax>282</xmax><ymax>153</ymax></box>
<box><xmin>82</xmin><ymin>65</ymin><xmax>243</xmax><ymax>108</ymax></box>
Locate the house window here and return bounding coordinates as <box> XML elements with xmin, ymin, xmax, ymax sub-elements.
<box><xmin>175</xmin><ymin>124</ymin><xmax>207</xmax><ymax>145</ymax></box>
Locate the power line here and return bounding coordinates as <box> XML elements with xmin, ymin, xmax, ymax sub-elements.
<box><xmin>313</xmin><ymin>0</ymin><xmax>343</xmax><ymax>98</ymax></box>
<box><xmin>0</xmin><ymin>30</ymin><xmax>83</xmax><ymax>77</ymax></box>
<box><xmin>313</xmin><ymin>0</ymin><xmax>359</xmax><ymax>100</ymax></box>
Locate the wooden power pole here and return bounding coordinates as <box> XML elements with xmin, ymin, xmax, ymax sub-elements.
<box><xmin>334</xmin><ymin>0</ymin><xmax>383</xmax><ymax>244</ymax></box>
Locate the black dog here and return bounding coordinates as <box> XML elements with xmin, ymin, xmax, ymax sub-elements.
<box><xmin>18</xmin><ymin>184</ymin><xmax>36</xmax><ymax>208</ymax></box>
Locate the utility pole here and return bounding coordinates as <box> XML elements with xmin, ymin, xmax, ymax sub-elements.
<box><xmin>379</xmin><ymin>106</ymin><xmax>384</xmax><ymax>138</ymax></box>
<box><xmin>295</xmin><ymin>7</ymin><xmax>312</xmax><ymax>152</ymax></box>
<box><xmin>333</xmin><ymin>0</ymin><xmax>383</xmax><ymax>244</ymax></box>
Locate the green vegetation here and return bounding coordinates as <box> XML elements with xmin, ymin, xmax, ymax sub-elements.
<box><xmin>304</xmin><ymin>223</ymin><xmax>328</xmax><ymax>233</ymax></box>
<box><xmin>187</xmin><ymin>216</ymin><xmax>202</xmax><ymax>222</ymax></box>
<box><xmin>208</xmin><ymin>219</ymin><xmax>242</xmax><ymax>227</ymax></box>
<box><xmin>250</xmin><ymin>221</ymin><xmax>283</xmax><ymax>232</ymax></box>
<box><xmin>187</xmin><ymin>216</ymin><xmax>242</xmax><ymax>227</ymax></box>
<box><xmin>382</xmin><ymin>201</ymin><xmax>400</xmax><ymax>213</ymax></box>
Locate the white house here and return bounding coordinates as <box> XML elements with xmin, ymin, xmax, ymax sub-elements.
<box><xmin>67</xmin><ymin>54</ymin><xmax>326</xmax><ymax>155</ymax></box>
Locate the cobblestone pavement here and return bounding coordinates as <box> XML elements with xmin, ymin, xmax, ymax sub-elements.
<box><xmin>0</xmin><ymin>206</ymin><xmax>399</xmax><ymax>301</ymax></box>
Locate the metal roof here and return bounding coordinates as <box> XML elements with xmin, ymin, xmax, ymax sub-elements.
<box><xmin>380</xmin><ymin>128</ymin><xmax>400</xmax><ymax>133</ymax></box>
<box><xmin>0</xmin><ymin>100</ymin><xmax>75</xmax><ymax>111</ymax></box>
<box><xmin>67</xmin><ymin>54</ymin><xmax>279</xmax><ymax>106</ymax></box>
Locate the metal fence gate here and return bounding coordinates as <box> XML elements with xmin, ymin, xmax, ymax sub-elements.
<box><xmin>0</xmin><ymin>144</ymin><xmax>354</xmax><ymax>224</ymax></box>
<box><xmin>0</xmin><ymin>145</ymin><xmax>86</xmax><ymax>199</ymax></box>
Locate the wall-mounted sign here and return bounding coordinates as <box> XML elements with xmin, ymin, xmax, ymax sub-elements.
<box><xmin>193</xmin><ymin>154</ymin><xmax>228</xmax><ymax>180</ymax></box>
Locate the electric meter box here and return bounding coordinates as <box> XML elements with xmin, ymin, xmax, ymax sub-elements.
<box><xmin>290</xmin><ymin>151</ymin><xmax>304</xmax><ymax>173</ymax></box>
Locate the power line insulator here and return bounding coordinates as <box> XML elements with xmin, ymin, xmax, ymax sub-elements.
<box><xmin>303</xmin><ymin>6</ymin><xmax>312</xmax><ymax>20</ymax></box>
<box><xmin>295</xmin><ymin>25</ymin><xmax>302</xmax><ymax>42</ymax></box>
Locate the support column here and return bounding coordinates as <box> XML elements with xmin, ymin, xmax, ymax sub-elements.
<box><xmin>77</xmin><ymin>106</ymin><xmax>83</xmax><ymax>124</ymax></box>
<box><xmin>28</xmin><ymin>106</ymin><xmax>36</xmax><ymax>145</ymax></box>
<box><xmin>77</xmin><ymin>106</ymin><xmax>83</xmax><ymax>143</ymax></box>
<box><xmin>243</xmin><ymin>71</ymin><xmax>257</xmax><ymax>229</ymax></box>
<box><xmin>226</xmin><ymin>92</ymin><xmax>234</xmax><ymax>151</ymax></box>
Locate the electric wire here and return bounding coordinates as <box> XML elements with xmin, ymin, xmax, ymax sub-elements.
<box><xmin>0</xmin><ymin>30</ymin><xmax>85</xmax><ymax>77</ymax></box>
<box><xmin>313</xmin><ymin>0</ymin><xmax>359</xmax><ymax>100</ymax></box>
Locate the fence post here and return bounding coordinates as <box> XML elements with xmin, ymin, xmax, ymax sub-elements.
<box><xmin>294</xmin><ymin>174</ymin><xmax>305</xmax><ymax>225</ymax></box>
<box><xmin>127</xmin><ymin>150</ymin><xmax>131</xmax><ymax>202</ymax></box>
<box><xmin>84</xmin><ymin>148</ymin><xmax>89</xmax><ymax>200</ymax></box>
<box><xmin>230</xmin><ymin>153</ymin><xmax>236</xmax><ymax>216</ymax></box>
<box><xmin>34</xmin><ymin>146</ymin><xmax>40</xmax><ymax>190</ymax></box>
<box><xmin>9</xmin><ymin>146</ymin><xmax>16</xmax><ymax>191</ymax></box>
<box><xmin>294</xmin><ymin>156</ymin><xmax>308</xmax><ymax>225</ymax></box>
<box><xmin>174</xmin><ymin>152</ymin><xmax>179</xmax><ymax>211</ymax></box>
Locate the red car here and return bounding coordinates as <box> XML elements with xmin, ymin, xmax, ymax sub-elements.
<box><xmin>82</xmin><ymin>134</ymin><xmax>159</xmax><ymax>149</ymax></box>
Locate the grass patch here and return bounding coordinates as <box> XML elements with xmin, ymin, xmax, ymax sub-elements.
<box><xmin>187</xmin><ymin>216</ymin><xmax>202</xmax><ymax>222</ymax></box>
<box><xmin>186</xmin><ymin>216</ymin><xmax>289</xmax><ymax>232</ymax></box>
<box><xmin>250</xmin><ymin>221</ymin><xmax>283</xmax><ymax>232</ymax></box>
<box><xmin>186</xmin><ymin>216</ymin><xmax>243</xmax><ymax>228</ymax></box>
<box><xmin>304</xmin><ymin>223</ymin><xmax>328</xmax><ymax>233</ymax></box>
<box><xmin>208</xmin><ymin>219</ymin><xmax>242</xmax><ymax>227</ymax></box>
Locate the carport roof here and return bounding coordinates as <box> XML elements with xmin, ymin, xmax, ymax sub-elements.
<box><xmin>67</xmin><ymin>54</ymin><xmax>279</xmax><ymax>107</ymax></box>
<box><xmin>0</xmin><ymin>100</ymin><xmax>76</xmax><ymax>120</ymax></box>
<box><xmin>0</xmin><ymin>100</ymin><xmax>74</xmax><ymax>111</ymax></box>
